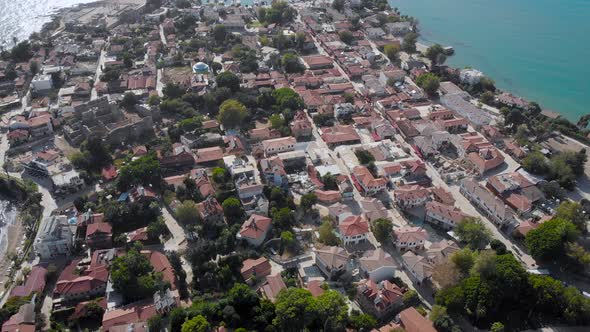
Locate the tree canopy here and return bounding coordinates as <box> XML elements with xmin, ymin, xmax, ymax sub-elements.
<box><xmin>117</xmin><ymin>153</ymin><xmax>161</xmax><ymax>191</ymax></box>
<box><xmin>525</xmin><ymin>218</ymin><xmax>579</xmax><ymax>260</ymax></box>
<box><xmin>455</xmin><ymin>217</ymin><xmax>491</xmax><ymax>250</ymax></box>
<box><xmin>110</xmin><ymin>246</ymin><xmax>167</xmax><ymax>301</ymax></box>
<box><xmin>218</xmin><ymin>99</ymin><xmax>248</xmax><ymax>129</ymax></box>
<box><xmin>416</xmin><ymin>72</ymin><xmax>440</xmax><ymax>96</ymax></box>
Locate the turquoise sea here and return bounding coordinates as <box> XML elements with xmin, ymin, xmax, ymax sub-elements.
<box><xmin>389</xmin><ymin>0</ymin><xmax>590</xmax><ymax>122</ymax></box>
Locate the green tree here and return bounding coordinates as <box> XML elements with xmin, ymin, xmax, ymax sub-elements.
<box><xmin>415</xmin><ymin>72</ymin><xmax>440</xmax><ymax>96</ymax></box>
<box><xmin>425</xmin><ymin>44</ymin><xmax>446</xmax><ymax>65</ymax></box>
<box><xmin>148</xmin><ymin>314</ymin><xmax>163</xmax><ymax>332</ymax></box>
<box><xmin>455</xmin><ymin>217</ymin><xmax>491</xmax><ymax>250</ymax></box>
<box><xmin>182</xmin><ymin>315</ymin><xmax>210</xmax><ymax>332</ymax></box>
<box><xmin>521</xmin><ymin>151</ymin><xmax>548</xmax><ymax>174</ymax></box>
<box><xmin>371</xmin><ymin>218</ymin><xmax>392</xmax><ymax>244</ymax></box>
<box><xmin>525</xmin><ymin>218</ymin><xmax>579</xmax><ymax>260</ymax></box>
<box><xmin>315</xmin><ymin>290</ymin><xmax>348</xmax><ymax>329</ymax></box>
<box><xmin>490</xmin><ymin>239</ymin><xmax>507</xmax><ymax>255</ymax></box>
<box><xmin>565</xmin><ymin>242</ymin><xmax>590</xmax><ymax>268</ymax></box>
<box><xmin>175</xmin><ymin>200</ymin><xmax>199</xmax><ymax>225</ymax></box>
<box><xmin>213</xmin><ymin>24</ymin><xmax>227</xmax><ymax>43</ymax></box>
<box><xmin>355</xmin><ymin>150</ymin><xmax>375</xmax><ymax>165</ymax></box>
<box><xmin>300</xmin><ymin>193</ymin><xmax>317</xmax><ymax>211</ymax></box>
<box><xmin>222</xmin><ymin>197</ymin><xmax>244</xmax><ymax>222</ymax></box>
<box><xmin>269</xmin><ymin>114</ymin><xmax>285</xmax><ymax>129</ymax></box>
<box><xmin>10</xmin><ymin>41</ymin><xmax>32</xmax><ymax>61</ymax></box>
<box><xmin>490</xmin><ymin>322</ymin><xmax>505</xmax><ymax>332</ymax></box>
<box><xmin>282</xmin><ymin>53</ymin><xmax>304</xmax><ymax>73</ymax></box>
<box><xmin>147</xmin><ymin>94</ymin><xmax>161</xmax><ymax>106</ymax></box>
<box><xmin>280</xmin><ymin>231</ymin><xmax>295</xmax><ymax>252</ymax></box>
<box><xmin>272</xmin><ymin>87</ymin><xmax>304</xmax><ymax>110</ymax></box>
<box><xmin>117</xmin><ymin>153</ymin><xmax>161</xmax><ymax>191</ymax></box>
<box><xmin>273</xmin><ymin>288</ymin><xmax>317</xmax><ymax>331</ymax></box>
<box><xmin>402</xmin><ymin>32</ymin><xmax>418</xmax><ymax>53</ymax></box>
<box><xmin>121</xmin><ymin>92</ymin><xmax>139</xmax><ymax>110</ymax></box>
<box><xmin>348</xmin><ymin>311</ymin><xmax>377</xmax><ymax>331</ymax></box>
<box><xmin>216</xmin><ymin>71</ymin><xmax>240</xmax><ymax>92</ymax></box>
<box><xmin>555</xmin><ymin>201</ymin><xmax>587</xmax><ymax>232</ymax></box>
<box><xmin>163</xmin><ymin>83</ymin><xmax>185</xmax><ymax>99</ymax></box>
<box><xmin>218</xmin><ymin>99</ymin><xmax>248</xmax><ymax>129</ymax></box>
<box><xmin>319</xmin><ymin>219</ymin><xmax>340</xmax><ymax>245</ymax></box>
<box><xmin>30</xmin><ymin>61</ymin><xmax>39</xmax><ymax>75</ymax></box>
<box><xmin>451</xmin><ymin>248</ymin><xmax>476</xmax><ymax>275</ymax></box>
<box><xmin>271</xmin><ymin>207</ymin><xmax>295</xmax><ymax>231</ymax></box>
<box><xmin>403</xmin><ymin>290</ymin><xmax>420</xmax><ymax>307</ymax></box>
<box><xmin>110</xmin><ymin>246</ymin><xmax>166</xmax><ymax>301</ymax></box>
<box><xmin>383</xmin><ymin>44</ymin><xmax>401</xmax><ymax>61</ymax></box>
<box><xmin>479</xmin><ymin>91</ymin><xmax>495</xmax><ymax>105</ymax></box>
<box><xmin>339</xmin><ymin>31</ymin><xmax>354</xmax><ymax>45</ymax></box>
<box><xmin>332</xmin><ymin>0</ymin><xmax>345</xmax><ymax>12</ymax></box>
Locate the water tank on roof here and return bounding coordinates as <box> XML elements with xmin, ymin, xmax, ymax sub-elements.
<box><xmin>192</xmin><ymin>62</ymin><xmax>209</xmax><ymax>74</ymax></box>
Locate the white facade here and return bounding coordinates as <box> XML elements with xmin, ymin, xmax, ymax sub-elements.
<box><xmin>31</xmin><ymin>74</ymin><xmax>53</xmax><ymax>92</ymax></box>
<box><xmin>339</xmin><ymin>232</ymin><xmax>368</xmax><ymax>246</ymax></box>
<box><xmin>459</xmin><ymin>69</ymin><xmax>484</xmax><ymax>85</ymax></box>
<box><xmin>34</xmin><ymin>215</ymin><xmax>73</xmax><ymax>259</ymax></box>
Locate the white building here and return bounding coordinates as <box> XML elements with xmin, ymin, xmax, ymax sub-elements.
<box><xmin>459</xmin><ymin>69</ymin><xmax>484</xmax><ymax>85</ymax></box>
<box><xmin>359</xmin><ymin>248</ymin><xmax>399</xmax><ymax>282</ymax></box>
<box><xmin>424</xmin><ymin>201</ymin><xmax>470</xmax><ymax>230</ymax></box>
<box><xmin>261</xmin><ymin>136</ymin><xmax>296</xmax><ymax>157</ymax></box>
<box><xmin>30</xmin><ymin>74</ymin><xmax>53</xmax><ymax>93</ymax></box>
<box><xmin>338</xmin><ymin>216</ymin><xmax>370</xmax><ymax>245</ymax></box>
<box><xmin>34</xmin><ymin>215</ymin><xmax>73</xmax><ymax>259</ymax></box>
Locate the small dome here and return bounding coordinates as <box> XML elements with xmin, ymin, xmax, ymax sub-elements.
<box><xmin>193</xmin><ymin>62</ymin><xmax>209</xmax><ymax>73</ymax></box>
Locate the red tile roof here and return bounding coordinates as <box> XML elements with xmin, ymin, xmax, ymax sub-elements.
<box><xmin>399</xmin><ymin>307</ymin><xmax>436</xmax><ymax>332</ymax></box>
<box><xmin>239</xmin><ymin>214</ymin><xmax>272</xmax><ymax>240</ymax></box>
<box><xmin>339</xmin><ymin>215</ymin><xmax>370</xmax><ymax>237</ymax></box>
<box><xmin>240</xmin><ymin>257</ymin><xmax>271</xmax><ymax>280</ymax></box>
<box><xmin>10</xmin><ymin>265</ymin><xmax>47</xmax><ymax>298</ymax></box>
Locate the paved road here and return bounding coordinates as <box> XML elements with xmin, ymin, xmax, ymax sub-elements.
<box><xmin>161</xmin><ymin>205</ymin><xmax>193</xmax><ymax>286</ymax></box>
<box><xmin>91</xmin><ymin>50</ymin><xmax>106</xmax><ymax>100</ymax></box>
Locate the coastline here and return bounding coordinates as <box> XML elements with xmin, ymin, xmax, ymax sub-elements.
<box><xmin>389</xmin><ymin>0</ymin><xmax>590</xmax><ymax>123</ymax></box>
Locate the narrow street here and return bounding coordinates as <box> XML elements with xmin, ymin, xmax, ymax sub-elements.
<box><xmin>91</xmin><ymin>50</ymin><xmax>106</xmax><ymax>100</ymax></box>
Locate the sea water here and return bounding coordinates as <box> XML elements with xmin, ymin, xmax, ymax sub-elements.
<box><xmin>389</xmin><ymin>0</ymin><xmax>590</xmax><ymax>122</ymax></box>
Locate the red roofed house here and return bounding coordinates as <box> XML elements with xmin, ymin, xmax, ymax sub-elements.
<box><xmin>261</xmin><ymin>136</ymin><xmax>296</xmax><ymax>157</ymax></box>
<box><xmin>27</xmin><ymin>114</ymin><xmax>53</xmax><ymax>138</ymax></box>
<box><xmin>397</xmin><ymin>307</ymin><xmax>437</xmax><ymax>332</ymax></box>
<box><xmin>259</xmin><ymin>273</ymin><xmax>287</xmax><ymax>303</ymax></box>
<box><xmin>7</xmin><ymin>129</ymin><xmax>29</xmax><ymax>145</ymax></box>
<box><xmin>237</xmin><ymin>214</ymin><xmax>272</xmax><ymax>247</ymax></box>
<box><xmin>126</xmin><ymin>227</ymin><xmax>149</xmax><ymax>243</ymax></box>
<box><xmin>357</xmin><ymin>279</ymin><xmax>406</xmax><ymax>320</ymax></box>
<box><xmin>196</xmin><ymin>196</ymin><xmax>224</xmax><ymax>223</ymax></box>
<box><xmin>192</xmin><ymin>169</ymin><xmax>216</xmax><ymax>198</ymax></box>
<box><xmin>468</xmin><ymin>148</ymin><xmax>505</xmax><ymax>174</ymax></box>
<box><xmin>1</xmin><ymin>303</ymin><xmax>35</xmax><ymax>332</ymax></box>
<box><xmin>338</xmin><ymin>215</ymin><xmax>370</xmax><ymax>245</ymax></box>
<box><xmin>306</xmin><ymin>280</ymin><xmax>325</xmax><ymax>297</ymax></box>
<box><xmin>195</xmin><ymin>146</ymin><xmax>224</xmax><ymax>165</ymax></box>
<box><xmin>143</xmin><ymin>250</ymin><xmax>177</xmax><ymax>290</ymax></box>
<box><xmin>302</xmin><ymin>55</ymin><xmax>334</xmax><ymax>69</ymax></box>
<box><xmin>290</xmin><ymin>111</ymin><xmax>313</xmax><ymax>139</ymax></box>
<box><xmin>351</xmin><ymin>166</ymin><xmax>387</xmax><ymax>196</ymax></box>
<box><xmin>425</xmin><ymin>201</ymin><xmax>471</xmax><ymax>230</ymax></box>
<box><xmin>101</xmin><ymin>165</ymin><xmax>118</xmax><ymax>181</ymax></box>
<box><xmin>321</xmin><ymin>125</ymin><xmax>361</xmax><ymax>148</ymax></box>
<box><xmin>394</xmin><ymin>227</ymin><xmax>428</xmax><ymax>251</ymax></box>
<box><xmin>9</xmin><ymin>265</ymin><xmax>47</xmax><ymax>298</ymax></box>
<box><xmin>54</xmin><ymin>258</ymin><xmax>109</xmax><ymax>302</ymax></box>
<box><xmin>86</xmin><ymin>222</ymin><xmax>113</xmax><ymax>249</ymax></box>
<box><xmin>101</xmin><ymin>302</ymin><xmax>157</xmax><ymax>332</ymax></box>
<box><xmin>394</xmin><ymin>185</ymin><xmax>430</xmax><ymax>209</ymax></box>
<box><xmin>241</xmin><ymin>257</ymin><xmax>272</xmax><ymax>283</ymax></box>
<box><xmin>314</xmin><ymin>189</ymin><xmax>342</xmax><ymax>205</ymax></box>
